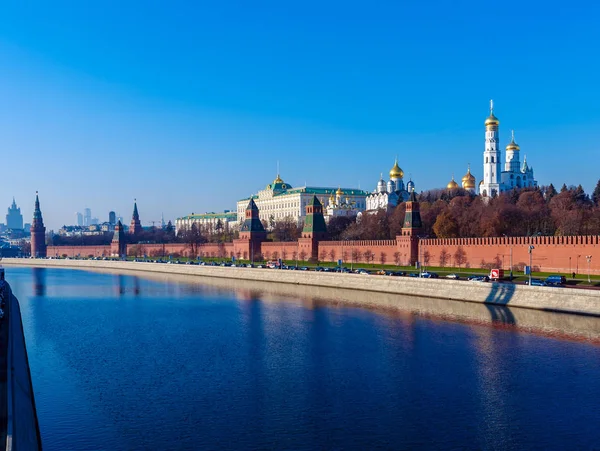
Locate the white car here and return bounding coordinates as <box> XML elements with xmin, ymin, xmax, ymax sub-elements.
<box><xmin>446</xmin><ymin>273</ymin><xmax>460</xmax><ymax>280</ymax></box>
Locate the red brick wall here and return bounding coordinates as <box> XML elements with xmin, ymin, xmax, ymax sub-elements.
<box><xmin>46</xmin><ymin>245</ymin><xmax>112</xmax><ymax>258</ymax></box>
<box><xmin>421</xmin><ymin>235</ymin><xmax>600</xmax><ymax>275</ymax></box>
<box><xmin>317</xmin><ymin>240</ymin><xmax>400</xmax><ymax>265</ymax></box>
<box><xmin>260</xmin><ymin>242</ymin><xmax>300</xmax><ymax>260</ymax></box>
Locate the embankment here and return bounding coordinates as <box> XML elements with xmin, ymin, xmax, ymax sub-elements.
<box><xmin>2</xmin><ymin>281</ymin><xmax>42</xmax><ymax>451</ymax></box>
<box><xmin>4</xmin><ymin>258</ymin><xmax>600</xmax><ymax>317</ymax></box>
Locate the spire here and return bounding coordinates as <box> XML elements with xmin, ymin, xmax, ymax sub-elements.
<box><xmin>132</xmin><ymin>199</ymin><xmax>139</xmax><ymax>219</ymax></box>
<box><xmin>490</xmin><ymin>99</ymin><xmax>494</xmax><ymax>115</ymax></box>
<box><xmin>33</xmin><ymin>191</ymin><xmax>42</xmax><ymax>221</ymax></box>
<box><xmin>511</xmin><ymin>129</ymin><xmax>515</xmax><ymax>143</ymax></box>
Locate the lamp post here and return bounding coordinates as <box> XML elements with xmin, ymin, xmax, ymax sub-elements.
<box><xmin>528</xmin><ymin>245</ymin><xmax>535</xmax><ymax>286</ymax></box>
<box><xmin>586</xmin><ymin>255</ymin><xmax>592</xmax><ymax>284</ymax></box>
<box><xmin>577</xmin><ymin>254</ymin><xmax>581</xmax><ymax>276</ymax></box>
<box><xmin>503</xmin><ymin>234</ymin><xmax>513</xmax><ymax>281</ymax></box>
<box><xmin>569</xmin><ymin>256</ymin><xmax>572</xmax><ymax>276</ymax></box>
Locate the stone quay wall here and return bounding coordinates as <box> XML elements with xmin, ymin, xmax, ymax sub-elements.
<box><xmin>4</xmin><ymin>259</ymin><xmax>600</xmax><ymax>317</ymax></box>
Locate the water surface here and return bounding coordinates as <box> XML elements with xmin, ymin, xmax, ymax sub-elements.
<box><xmin>7</xmin><ymin>266</ymin><xmax>600</xmax><ymax>450</ymax></box>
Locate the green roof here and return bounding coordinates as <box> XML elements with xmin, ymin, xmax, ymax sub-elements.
<box><xmin>238</xmin><ymin>186</ymin><xmax>369</xmax><ymax>202</ymax></box>
<box><xmin>177</xmin><ymin>212</ymin><xmax>237</xmax><ymax>221</ymax></box>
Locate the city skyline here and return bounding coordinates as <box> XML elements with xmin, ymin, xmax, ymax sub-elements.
<box><xmin>1</xmin><ymin>1</ymin><xmax>599</xmax><ymax>230</ymax></box>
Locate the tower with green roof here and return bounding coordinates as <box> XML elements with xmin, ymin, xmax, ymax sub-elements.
<box><xmin>299</xmin><ymin>196</ymin><xmax>328</xmax><ymax>261</ymax></box>
<box><xmin>236</xmin><ymin>198</ymin><xmax>267</xmax><ymax>262</ymax></box>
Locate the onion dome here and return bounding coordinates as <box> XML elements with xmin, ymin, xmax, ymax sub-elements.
<box><xmin>485</xmin><ymin>99</ymin><xmax>499</xmax><ymax>127</ymax></box>
<box><xmin>406</xmin><ymin>179</ymin><xmax>415</xmax><ymax>192</ymax></box>
<box><xmin>461</xmin><ymin>165</ymin><xmax>476</xmax><ymax>189</ymax></box>
<box><xmin>389</xmin><ymin>158</ymin><xmax>404</xmax><ymax>179</ymax></box>
<box><xmin>447</xmin><ymin>176</ymin><xmax>459</xmax><ymax>190</ymax></box>
<box><xmin>273</xmin><ymin>174</ymin><xmax>284</xmax><ymax>184</ymax></box>
<box><xmin>336</xmin><ymin>187</ymin><xmax>343</xmax><ymax>196</ymax></box>
<box><xmin>505</xmin><ymin>130</ymin><xmax>520</xmax><ymax>151</ymax></box>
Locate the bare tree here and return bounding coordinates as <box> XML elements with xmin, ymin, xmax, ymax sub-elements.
<box><xmin>299</xmin><ymin>249</ymin><xmax>307</xmax><ymax>261</ymax></box>
<box><xmin>328</xmin><ymin>249</ymin><xmax>336</xmax><ymax>262</ymax></box>
<box><xmin>393</xmin><ymin>251</ymin><xmax>401</xmax><ymax>266</ymax></box>
<box><xmin>439</xmin><ymin>249</ymin><xmax>449</xmax><ymax>267</ymax></box>
<box><xmin>379</xmin><ymin>252</ymin><xmax>387</xmax><ymax>267</ymax></box>
<box><xmin>454</xmin><ymin>246</ymin><xmax>467</xmax><ymax>268</ymax></box>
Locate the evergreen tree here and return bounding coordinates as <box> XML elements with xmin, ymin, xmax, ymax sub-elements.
<box><xmin>592</xmin><ymin>179</ymin><xmax>600</xmax><ymax>206</ymax></box>
<box><xmin>545</xmin><ymin>183</ymin><xmax>557</xmax><ymax>201</ymax></box>
<box><xmin>560</xmin><ymin>183</ymin><xmax>568</xmax><ymax>193</ymax></box>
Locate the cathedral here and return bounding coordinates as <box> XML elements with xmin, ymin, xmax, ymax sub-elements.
<box><xmin>366</xmin><ymin>159</ymin><xmax>415</xmax><ymax>212</ymax></box>
<box><xmin>479</xmin><ymin>101</ymin><xmax>537</xmax><ymax>197</ymax></box>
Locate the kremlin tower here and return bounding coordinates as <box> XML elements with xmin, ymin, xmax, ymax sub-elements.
<box><xmin>31</xmin><ymin>192</ymin><xmax>47</xmax><ymax>258</ymax></box>
<box><xmin>129</xmin><ymin>200</ymin><xmax>142</xmax><ymax>235</ymax></box>
<box><xmin>111</xmin><ymin>220</ymin><xmax>127</xmax><ymax>257</ymax></box>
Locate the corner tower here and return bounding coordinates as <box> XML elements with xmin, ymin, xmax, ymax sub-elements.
<box><xmin>31</xmin><ymin>192</ymin><xmax>47</xmax><ymax>258</ymax></box>
<box><xmin>480</xmin><ymin>100</ymin><xmax>502</xmax><ymax>197</ymax></box>
<box><xmin>129</xmin><ymin>200</ymin><xmax>142</xmax><ymax>235</ymax></box>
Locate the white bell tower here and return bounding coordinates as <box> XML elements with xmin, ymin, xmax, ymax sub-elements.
<box><xmin>480</xmin><ymin>100</ymin><xmax>502</xmax><ymax>197</ymax></box>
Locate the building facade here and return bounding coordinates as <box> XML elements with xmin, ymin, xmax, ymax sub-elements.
<box><xmin>479</xmin><ymin>100</ymin><xmax>538</xmax><ymax>197</ymax></box>
<box><xmin>236</xmin><ymin>174</ymin><xmax>368</xmax><ymax>226</ymax></box>
<box><xmin>175</xmin><ymin>211</ymin><xmax>238</xmax><ymax>235</ymax></box>
<box><xmin>366</xmin><ymin>159</ymin><xmax>415</xmax><ymax>212</ymax></box>
<box><xmin>6</xmin><ymin>198</ymin><xmax>23</xmax><ymax>230</ymax></box>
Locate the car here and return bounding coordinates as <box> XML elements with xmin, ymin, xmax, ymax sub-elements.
<box><xmin>446</xmin><ymin>273</ymin><xmax>460</xmax><ymax>280</ymax></box>
<box><xmin>315</xmin><ymin>266</ymin><xmax>325</xmax><ymax>272</ymax></box>
<box><xmin>357</xmin><ymin>269</ymin><xmax>370</xmax><ymax>275</ymax></box>
<box><xmin>409</xmin><ymin>272</ymin><xmax>420</xmax><ymax>277</ymax></box>
<box><xmin>420</xmin><ymin>272</ymin><xmax>439</xmax><ymax>279</ymax></box>
<box><xmin>526</xmin><ymin>278</ymin><xmax>547</xmax><ymax>287</ymax></box>
<box><xmin>545</xmin><ymin>275</ymin><xmax>567</xmax><ymax>286</ymax></box>
<box><xmin>469</xmin><ymin>275</ymin><xmax>490</xmax><ymax>282</ymax></box>
<box><xmin>300</xmin><ymin>266</ymin><xmax>309</xmax><ymax>271</ymax></box>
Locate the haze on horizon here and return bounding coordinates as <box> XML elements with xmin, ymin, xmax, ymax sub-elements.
<box><xmin>1</xmin><ymin>1</ymin><xmax>599</xmax><ymax>230</ymax></box>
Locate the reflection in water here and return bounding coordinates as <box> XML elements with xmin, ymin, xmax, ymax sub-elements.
<box><xmin>32</xmin><ymin>267</ymin><xmax>46</xmax><ymax>296</ymax></box>
<box><xmin>6</xmin><ymin>266</ymin><xmax>600</xmax><ymax>450</ymax></box>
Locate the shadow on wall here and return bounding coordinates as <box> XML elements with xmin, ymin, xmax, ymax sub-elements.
<box><xmin>484</xmin><ymin>283</ymin><xmax>517</xmax><ymax>325</ymax></box>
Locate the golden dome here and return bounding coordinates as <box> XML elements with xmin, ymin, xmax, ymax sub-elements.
<box><xmin>389</xmin><ymin>159</ymin><xmax>404</xmax><ymax>179</ymax></box>
<box><xmin>505</xmin><ymin>130</ymin><xmax>520</xmax><ymax>151</ymax></box>
<box><xmin>447</xmin><ymin>176</ymin><xmax>459</xmax><ymax>190</ymax></box>
<box><xmin>485</xmin><ymin>114</ymin><xmax>499</xmax><ymax>127</ymax></box>
<box><xmin>485</xmin><ymin>99</ymin><xmax>499</xmax><ymax>127</ymax></box>
<box><xmin>273</xmin><ymin>174</ymin><xmax>284</xmax><ymax>184</ymax></box>
<box><xmin>336</xmin><ymin>187</ymin><xmax>344</xmax><ymax>196</ymax></box>
<box><xmin>461</xmin><ymin>165</ymin><xmax>476</xmax><ymax>189</ymax></box>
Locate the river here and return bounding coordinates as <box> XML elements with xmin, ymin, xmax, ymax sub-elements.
<box><xmin>7</xmin><ymin>266</ymin><xmax>600</xmax><ymax>450</ymax></box>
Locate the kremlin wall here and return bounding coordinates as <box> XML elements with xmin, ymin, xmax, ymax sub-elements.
<box><xmin>28</xmin><ymin>101</ymin><xmax>600</xmax><ymax>276</ymax></box>
<box><xmin>39</xmin><ymin>192</ymin><xmax>600</xmax><ymax>276</ymax></box>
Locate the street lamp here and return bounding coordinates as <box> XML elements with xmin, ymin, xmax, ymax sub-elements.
<box><xmin>528</xmin><ymin>245</ymin><xmax>535</xmax><ymax>286</ymax></box>
<box><xmin>577</xmin><ymin>254</ymin><xmax>581</xmax><ymax>276</ymax></box>
<box><xmin>586</xmin><ymin>255</ymin><xmax>592</xmax><ymax>284</ymax></box>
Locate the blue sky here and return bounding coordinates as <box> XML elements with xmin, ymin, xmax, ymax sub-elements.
<box><xmin>1</xmin><ymin>0</ymin><xmax>599</xmax><ymax>229</ymax></box>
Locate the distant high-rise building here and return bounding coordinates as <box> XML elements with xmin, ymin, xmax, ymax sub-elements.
<box><xmin>6</xmin><ymin>197</ymin><xmax>23</xmax><ymax>230</ymax></box>
<box><xmin>84</xmin><ymin>208</ymin><xmax>92</xmax><ymax>226</ymax></box>
<box><xmin>109</xmin><ymin>211</ymin><xmax>116</xmax><ymax>225</ymax></box>
<box><xmin>76</xmin><ymin>212</ymin><xmax>83</xmax><ymax>226</ymax></box>
<box><xmin>91</xmin><ymin>217</ymin><xmax>99</xmax><ymax>225</ymax></box>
